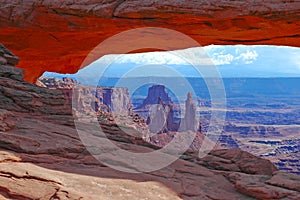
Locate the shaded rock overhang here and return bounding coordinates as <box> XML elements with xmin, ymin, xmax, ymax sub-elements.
<box><xmin>0</xmin><ymin>0</ymin><xmax>299</xmax><ymax>82</ymax></box>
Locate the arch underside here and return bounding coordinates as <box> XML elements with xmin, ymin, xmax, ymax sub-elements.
<box><xmin>0</xmin><ymin>0</ymin><xmax>299</xmax><ymax>82</ymax></box>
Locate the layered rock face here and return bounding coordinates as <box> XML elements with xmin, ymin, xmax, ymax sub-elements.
<box><xmin>0</xmin><ymin>44</ymin><xmax>19</xmax><ymax>66</ymax></box>
<box><xmin>142</xmin><ymin>85</ymin><xmax>179</xmax><ymax>133</ymax></box>
<box><xmin>147</xmin><ymin>97</ymin><xmax>178</xmax><ymax>133</ymax></box>
<box><xmin>1</xmin><ymin>44</ymin><xmax>300</xmax><ymax>199</ymax></box>
<box><xmin>102</xmin><ymin>87</ymin><xmax>131</xmax><ymax>115</ymax></box>
<box><xmin>144</xmin><ymin>88</ymin><xmax>200</xmax><ymax>133</ymax></box>
<box><xmin>0</xmin><ymin>45</ymin><xmax>72</xmax><ymax>116</ymax></box>
<box><xmin>39</xmin><ymin>77</ymin><xmax>131</xmax><ymax>115</ymax></box>
<box><xmin>0</xmin><ymin>1</ymin><xmax>299</xmax><ymax>82</ymax></box>
<box><xmin>148</xmin><ymin>98</ymin><xmax>168</xmax><ymax>133</ymax></box>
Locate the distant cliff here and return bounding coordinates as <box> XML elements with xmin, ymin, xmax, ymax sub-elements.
<box><xmin>143</xmin><ymin>86</ymin><xmax>200</xmax><ymax>133</ymax></box>
<box><xmin>140</xmin><ymin>85</ymin><xmax>173</xmax><ymax>108</ymax></box>
<box><xmin>39</xmin><ymin>77</ymin><xmax>131</xmax><ymax>115</ymax></box>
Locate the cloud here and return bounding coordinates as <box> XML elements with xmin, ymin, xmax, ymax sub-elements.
<box><xmin>116</xmin><ymin>51</ymin><xmax>188</xmax><ymax>65</ymax></box>
<box><xmin>210</xmin><ymin>53</ymin><xmax>234</xmax><ymax>65</ymax></box>
<box><xmin>94</xmin><ymin>47</ymin><xmax>213</xmax><ymax>66</ymax></box>
<box><xmin>44</xmin><ymin>45</ymin><xmax>300</xmax><ymax>78</ymax></box>
<box><xmin>236</xmin><ymin>50</ymin><xmax>258</xmax><ymax>64</ymax></box>
<box><xmin>94</xmin><ymin>45</ymin><xmax>259</xmax><ymax>66</ymax></box>
<box><xmin>204</xmin><ymin>45</ymin><xmax>258</xmax><ymax>65</ymax></box>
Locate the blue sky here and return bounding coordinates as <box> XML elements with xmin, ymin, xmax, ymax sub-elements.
<box><xmin>43</xmin><ymin>45</ymin><xmax>300</xmax><ymax>80</ymax></box>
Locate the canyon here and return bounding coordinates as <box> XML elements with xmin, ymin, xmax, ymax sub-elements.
<box><xmin>0</xmin><ymin>1</ymin><xmax>299</xmax><ymax>82</ymax></box>
<box><xmin>1</xmin><ymin>1</ymin><xmax>300</xmax><ymax>199</ymax></box>
<box><xmin>38</xmin><ymin>75</ymin><xmax>300</xmax><ymax>174</ymax></box>
<box><xmin>1</xmin><ymin>44</ymin><xmax>300</xmax><ymax>199</ymax></box>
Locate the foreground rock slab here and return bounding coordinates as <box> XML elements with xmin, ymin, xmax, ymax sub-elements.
<box><xmin>0</xmin><ymin>161</ymin><xmax>180</xmax><ymax>200</ymax></box>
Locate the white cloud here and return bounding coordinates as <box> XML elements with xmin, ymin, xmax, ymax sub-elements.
<box><xmin>48</xmin><ymin>45</ymin><xmax>300</xmax><ymax>78</ymax></box>
<box><xmin>236</xmin><ymin>50</ymin><xmax>258</xmax><ymax>64</ymax></box>
<box><xmin>93</xmin><ymin>45</ymin><xmax>259</xmax><ymax>66</ymax></box>
<box><xmin>203</xmin><ymin>45</ymin><xmax>258</xmax><ymax>65</ymax></box>
<box><xmin>94</xmin><ymin>47</ymin><xmax>213</xmax><ymax>66</ymax></box>
<box><xmin>116</xmin><ymin>51</ymin><xmax>188</xmax><ymax>65</ymax></box>
<box><xmin>210</xmin><ymin>53</ymin><xmax>234</xmax><ymax>65</ymax></box>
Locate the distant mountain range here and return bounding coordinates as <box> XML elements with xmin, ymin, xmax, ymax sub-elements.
<box><xmin>40</xmin><ymin>74</ymin><xmax>300</xmax><ymax>99</ymax></box>
<box><xmin>91</xmin><ymin>77</ymin><xmax>300</xmax><ymax>99</ymax></box>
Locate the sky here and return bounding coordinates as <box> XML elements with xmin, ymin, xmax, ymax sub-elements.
<box><xmin>43</xmin><ymin>45</ymin><xmax>300</xmax><ymax>80</ymax></box>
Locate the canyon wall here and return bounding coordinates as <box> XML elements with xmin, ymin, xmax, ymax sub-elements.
<box><xmin>100</xmin><ymin>87</ymin><xmax>131</xmax><ymax>115</ymax></box>
<box><xmin>141</xmin><ymin>85</ymin><xmax>173</xmax><ymax>108</ymax></box>
<box><xmin>39</xmin><ymin>77</ymin><xmax>131</xmax><ymax>115</ymax></box>
<box><xmin>0</xmin><ymin>1</ymin><xmax>299</xmax><ymax>82</ymax></box>
<box><xmin>143</xmin><ymin>85</ymin><xmax>200</xmax><ymax>133</ymax></box>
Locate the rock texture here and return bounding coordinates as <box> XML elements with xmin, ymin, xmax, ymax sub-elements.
<box><xmin>0</xmin><ymin>109</ymin><xmax>15</xmax><ymax>132</ymax></box>
<box><xmin>141</xmin><ymin>85</ymin><xmax>174</xmax><ymax>108</ymax></box>
<box><xmin>180</xmin><ymin>92</ymin><xmax>199</xmax><ymax>132</ymax></box>
<box><xmin>102</xmin><ymin>87</ymin><xmax>131</xmax><ymax>115</ymax></box>
<box><xmin>142</xmin><ymin>85</ymin><xmax>181</xmax><ymax>133</ymax></box>
<box><xmin>0</xmin><ymin>159</ymin><xmax>180</xmax><ymax>200</ymax></box>
<box><xmin>0</xmin><ymin>1</ymin><xmax>299</xmax><ymax>82</ymax></box>
<box><xmin>147</xmin><ymin>97</ymin><xmax>169</xmax><ymax>133</ymax></box>
<box><xmin>1</xmin><ymin>115</ymin><xmax>300</xmax><ymax>200</ymax></box>
<box><xmin>0</xmin><ymin>46</ymin><xmax>72</xmax><ymax>116</ymax></box>
<box><xmin>39</xmin><ymin>77</ymin><xmax>132</xmax><ymax>115</ymax></box>
<box><xmin>1</xmin><ymin>44</ymin><xmax>300</xmax><ymax>199</ymax></box>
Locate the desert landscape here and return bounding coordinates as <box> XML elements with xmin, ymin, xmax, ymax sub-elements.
<box><xmin>37</xmin><ymin>74</ymin><xmax>300</xmax><ymax>175</ymax></box>
<box><xmin>1</xmin><ymin>1</ymin><xmax>300</xmax><ymax>200</ymax></box>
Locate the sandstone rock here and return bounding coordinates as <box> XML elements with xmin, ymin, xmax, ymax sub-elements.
<box><xmin>0</xmin><ymin>150</ymin><xmax>21</xmax><ymax>163</ymax></box>
<box><xmin>0</xmin><ymin>57</ymin><xmax>7</xmax><ymax>65</ymax></box>
<box><xmin>0</xmin><ymin>109</ymin><xmax>15</xmax><ymax>132</ymax></box>
<box><xmin>1</xmin><ymin>45</ymin><xmax>300</xmax><ymax>199</ymax></box>
<box><xmin>148</xmin><ymin>97</ymin><xmax>168</xmax><ymax>133</ymax></box>
<box><xmin>73</xmin><ymin>86</ymin><xmax>131</xmax><ymax>115</ymax></box>
<box><xmin>179</xmin><ymin>92</ymin><xmax>199</xmax><ymax>132</ymax></box>
<box><xmin>229</xmin><ymin>172</ymin><xmax>300</xmax><ymax>200</ymax></box>
<box><xmin>0</xmin><ymin>162</ymin><xmax>180</xmax><ymax>200</ymax></box>
<box><xmin>266</xmin><ymin>171</ymin><xmax>300</xmax><ymax>192</ymax></box>
<box><xmin>40</xmin><ymin>77</ymin><xmax>132</xmax><ymax>115</ymax></box>
<box><xmin>0</xmin><ymin>77</ymin><xmax>72</xmax><ymax>114</ymax></box>
<box><xmin>0</xmin><ymin>1</ymin><xmax>299</xmax><ymax>82</ymax></box>
<box><xmin>0</xmin><ymin>112</ymin><xmax>299</xmax><ymax>199</ymax></box>
<box><xmin>0</xmin><ymin>108</ymin><xmax>298</xmax><ymax>200</ymax></box>
<box><xmin>201</xmin><ymin>148</ymin><xmax>278</xmax><ymax>176</ymax></box>
<box><xmin>141</xmin><ymin>85</ymin><xmax>173</xmax><ymax>108</ymax></box>
<box><xmin>0</xmin><ymin>65</ymin><xmax>24</xmax><ymax>81</ymax></box>
<box><xmin>0</xmin><ymin>44</ymin><xmax>19</xmax><ymax>66</ymax></box>
<box><xmin>146</xmin><ymin>96</ymin><xmax>179</xmax><ymax>133</ymax></box>
<box><xmin>38</xmin><ymin>77</ymin><xmax>78</xmax><ymax>89</ymax></box>
<box><xmin>0</xmin><ymin>44</ymin><xmax>72</xmax><ymax>115</ymax></box>
<box><xmin>103</xmin><ymin>87</ymin><xmax>131</xmax><ymax>115</ymax></box>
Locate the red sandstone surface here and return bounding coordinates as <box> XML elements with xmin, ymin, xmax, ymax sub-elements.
<box><xmin>0</xmin><ymin>1</ymin><xmax>299</xmax><ymax>82</ymax></box>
